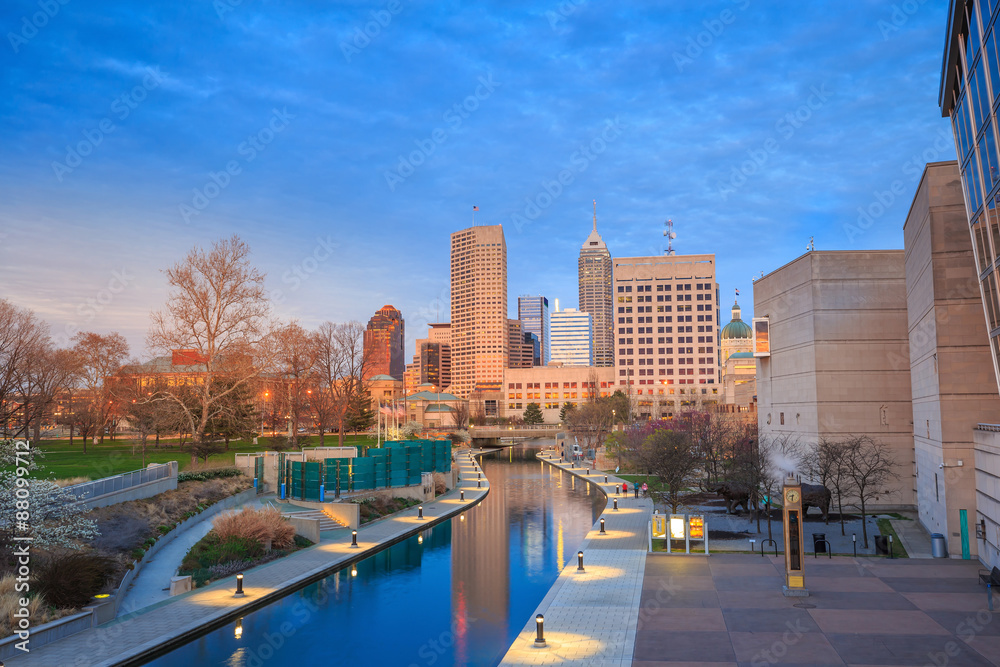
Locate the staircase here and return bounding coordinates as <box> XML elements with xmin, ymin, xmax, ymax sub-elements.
<box><xmin>282</xmin><ymin>509</ymin><xmax>345</xmax><ymax>532</ymax></box>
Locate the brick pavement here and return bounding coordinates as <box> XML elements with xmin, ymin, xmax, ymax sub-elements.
<box><xmin>500</xmin><ymin>452</ymin><xmax>652</xmax><ymax>666</ymax></box>
<box><xmin>632</xmin><ymin>553</ymin><xmax>999</xmax><ymax>666</ymax></box>
<box><xmin>6</xmin><ymin>450</ymin><xmax>488</xmax><ymax>667</ymax></box>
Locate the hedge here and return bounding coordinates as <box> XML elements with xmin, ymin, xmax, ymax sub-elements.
<box><xmin>177</xmin><ymin>467</ymin><xmax>243</xmax><ymax>483</ymax></box>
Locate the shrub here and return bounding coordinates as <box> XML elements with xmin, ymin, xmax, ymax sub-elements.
<box><xmin>177</xmin><ymin>467</ymin><xmax>243</xmax><ymax>483</ymax></box>
<box><xmin>0</xmin><ymin>575</ymin><xmax>73</xmax><ymax>637</ymax></box>
<box><xmin>51</xmin><ymin>476</ymin><xmax>91</xmax><ymax>487</ymax></box>
<box><xmin>213</xmin><ymin>507</ymin><xmax>294</xmax><ymax>550</ymax></box>
<box><xmin>32</xmin><ymin>553</ymin><xmax>116</xmax><ymax>608</ymax></box>
<box><xmin>90</xmin><ymin>512</ymin><xmax>152</xmax><ymax>553</ymax></box>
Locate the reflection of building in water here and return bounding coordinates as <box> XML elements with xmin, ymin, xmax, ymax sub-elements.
<box><xmin>452</xmin><ymin>454</ymin><xmax>511</xmax><ymax>665</ymax></box>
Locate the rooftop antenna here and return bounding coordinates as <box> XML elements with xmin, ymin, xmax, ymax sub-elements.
<box><xmin>592</xmin><ymin>199</ymin><xmax>597</xmax><ymax>232</ymax></box>
<box><xmin>663</xmin><ymin>219</ymin><xmax>676</xmax><ymax>255</ymax></box>
<box><xmin>807</xmin><ymin>236</ymin><xmax>815</xmax><ymax>252</ymax></box>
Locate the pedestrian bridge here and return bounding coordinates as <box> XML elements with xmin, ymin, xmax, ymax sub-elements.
<box><xmin>468</xmin><ymin>424</ymin><xmax>563</xmax><ymax>443</ymax></box>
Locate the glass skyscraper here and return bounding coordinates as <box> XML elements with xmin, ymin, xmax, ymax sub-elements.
<box><xmin>942</xmin><ymin>0</ymin><xmax>1000</xmax><ymax>385</ymax></box>
<box><xmin>550</xmin><ymin>307</ymin><xmax>593</xmax><ymax>366</ymax></box>
<box><xmin>517</xmin><ymin>295</ymin><xmax>549</xmax><ymax>365</ymax></box>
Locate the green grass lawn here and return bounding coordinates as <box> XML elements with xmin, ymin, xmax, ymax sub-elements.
<box><xmin>876</xmin><ymin>518</ymin><xmax>910</xmax><ymax>558</ymax></box>
<box><xmin>616</xmin><ymin>473</ymin><xmax>668</xmax><ymax>494</ymax></box>
<box><xmin>25</xmin><ymin>434</ymin><xmax>376</xmax><ymax>481</ymax></box>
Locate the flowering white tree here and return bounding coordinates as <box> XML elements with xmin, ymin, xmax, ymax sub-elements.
<box><xmin>0</xmin><ymin>440</ymin><xmax>98</xmax><ymax>552</ymax></box>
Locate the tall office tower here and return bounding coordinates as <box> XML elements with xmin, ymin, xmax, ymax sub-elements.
<box><xmin>450</xmin><ymin>225</ymin><xmax>508</xmax><ymax>398</ymax></box>
<box><xmin>506</xmin><ymin>320</ymin><xmax>534</xmax><ymax>368</ymax></box>
<box><xmin>550</xmin><ymin>307</ymin><xmax>593</xmax><ymax>365</ymax></box>
<box><xmin>406</xmin><ymin>323</ymin><xmax>452</xmax><ymax>392</ymax></box>
<box><xmin>613</xmin><ymin>254</ymin><xmax>719</xmax><ymax>418</ymax></box>
<box><xmin>517</xmin><ymin>295</ymin><xmax>550</xmax><ymax>364</ymax></box>
<box><xmin>579</xmin><ymin>202</ymin><xmax>614</xmax><ymax>367</ymax></box>
<box><xmin>363</xmin><ymin>305</ymin><xmax>405</xmax><ymax>381</ymax></box>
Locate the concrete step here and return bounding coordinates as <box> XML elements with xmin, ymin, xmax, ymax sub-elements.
<box><xmin>283</xmin><ymin>509</ymin><xmax>344</xmax><ymax>532</ymax></box>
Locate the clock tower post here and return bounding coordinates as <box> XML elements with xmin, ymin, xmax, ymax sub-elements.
<box><xmin>781</xmin><ymin>475</ymin><xmax>809</xmax><ymax>597</ymax></box>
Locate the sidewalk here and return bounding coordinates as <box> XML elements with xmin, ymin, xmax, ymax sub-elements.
<box><xmin>500</xmin><ymin>453</ymin><xmax>652</xmax><ymax>666</ymax></box>
<box><xmin>117</xmin><ymin>497</ymin><xmax>273</xmax><ymax>617</ymax></box>
<box><xmin>6</xmin><ymin>451</ymin><xmax>487</xmax><ymax>667</ymax></box>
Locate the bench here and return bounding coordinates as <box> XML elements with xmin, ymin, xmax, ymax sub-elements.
<box><xmin>980</xmin><ymin>566</ymin><xmax>1000</xmax><ymax>612</ymax></box>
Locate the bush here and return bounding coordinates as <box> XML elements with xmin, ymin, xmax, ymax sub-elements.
<box><xmin>0</xmin><ymin>575</ymin><xmax>73</xmax><ymax>637</ymax></box>
<box><xmin>32</xmin><ymin>553</ymin><xmax>116</xmax><ymax>608</ymax></box>
<box><xmin>213</xmin><ymin>507</ymin><xmax>294</xmax><ymax>550</ymax></box>
<box><xmin>177</xmin><ymin>467</ymin><xmax>243</xmax><ymax>483</ymax></box>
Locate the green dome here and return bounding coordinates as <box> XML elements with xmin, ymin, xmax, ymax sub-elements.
<box><xmin>721</xmin><ymin>301</ymin><xmax>752</xmax><ymax>340</ymax></box>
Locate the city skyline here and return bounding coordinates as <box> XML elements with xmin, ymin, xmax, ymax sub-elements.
<box><xmin>0</xmin><ymin>2</ymin><xmax>953</xmax><ymax>362</ymax></box>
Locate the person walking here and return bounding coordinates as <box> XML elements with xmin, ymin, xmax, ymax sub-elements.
<box><xmin>634</xmin><ymin>483</ymin><xmax>639</xmax><ymax>498</ymax></box>
<box><xmin>622</xmin><ymin>481</ymin><xmax>628</xmax><ymax>495</ymax></box>
<box><xmin>642</xmin><ymin>482</ymin><xmax>648</xmax><ymax>498</ymax></box>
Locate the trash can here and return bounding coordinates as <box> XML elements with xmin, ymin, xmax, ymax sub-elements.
<box><xmin>874</xmin><ymin>535</ymin><xmax>889</xmax><ymax>555</ymax></box>
<box><xmin>812</xmin><ymin>533</ymin><xmax>827</xmax><ymax>553</ymax></box>
<box><xmin>931</xmin><ymin>533</ymin><xmax>948</xmax><ymax>558</ymax></box>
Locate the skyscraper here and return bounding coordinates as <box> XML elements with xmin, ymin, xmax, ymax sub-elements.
<box><xmin>517</xmin><ymin>295</ymin><xmax>549</xmax><ymax>364</ymax></box>
<box><xmin>613</xmin><ymin>253</ymin><xmax>719</xmax><ymax>418</ymax></box>
<box><xmin>550</xmin><ymin>307</ymin><xmax>593</xmax><ymax>366</ymax></box>
<box><xmin>363</xmin><ymin>305</ymin><xmax>405</xmax><ymax>381</ymax></box>
<box><xmin>579</xmin><ymin>202</ymin><xmax>614</xmax><ymax>367</ymax></box>
<box><xmin>450</xmin><ymin>225</ymin><xmax>508</xmax><ymax>398</ymax></box>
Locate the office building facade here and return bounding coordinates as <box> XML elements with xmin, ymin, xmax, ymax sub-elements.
<box><xmin>550</xmin><ymin>308</ymin><xmax>593</xmax><ymax>366</ymax></box>
<box><xmin>450</xmin><ymin>225</ymin><xmax>508</xmax><ymax>398</ymax></box>
<box><xmin>363</xmin><ymin>305</ymin><xmax>405</xmax><ymax>381</ymax></box>
<box><xmin>613</xmin><ymin>253</ymin><xmax>720</xmax><ymax>418</ymax></box>
<box><xmin>517</xmin><ymin>295</ymin><xmax>549</xmax><ymax>365</ymax></box>
<box><xmin>579</xmin><ymin>208</ymin><xmax>614</xmax><ymax>367</ymax></box>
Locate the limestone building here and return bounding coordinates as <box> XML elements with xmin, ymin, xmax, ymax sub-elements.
<box><xmin>450</xmin><ymin>225</ymin><xmax>508</xmax><ymax>398</ymax></box>
<box><xmin>754</xmin><ymin>250</ymin><xmax>915</xmax><ymax>509</ymax></box>
<box><xmin>719</xmin><ymin>300</ymin><xmax>756</xmax><ymax>408</ymax></box>
<box><xmin>904</xmin><ymin>161</ymin><xmax>1000</xmax><ymax>560</ymax></box>
<box><xmin>502</xmin><ymin>365</ymin><xmax>616</xmax><ymax>423</ymax></box>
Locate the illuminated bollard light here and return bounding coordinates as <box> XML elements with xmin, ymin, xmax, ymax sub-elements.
<box><xmin>234</xmin><ymin>573</ymin><xmax>245</xmax><ymax>598</ymax></box>
<box><xmin>615</xmin><ymin>485</ymin><xmax>620</xmax><ymax>496</ymax></box>
<box><xmin>478</xmin><ymin>480</ymin><xmax>482</xmax><ymax>488</ymax></box>
<box><xmin>535</xmin><ymin>614</ymin><xmax>546</xmax><ymax>646</ymax></box>
<box><xmin>351</xmin><ymin>530</ymin><xmax>358</xmax><ymax>548</ymax></box>
<box><xmin>613</xmin><ymin>498</ymin><xmax>618</xmax><ymax>511</ymax></box>
<box><xmin>577</xmin><ymin>551</ymin><xmax>585</xmax><ymax>572</ymax></box>
<box><xmin>852</xmin><ymin>533</ymin><xmax>857</xmax><ymax>557</ymax></box>
<box><xmin>600</xmin><ymin>518</ymin><xmax>606</xmax><ymax>534</ymax></box>
<box><xmin>478</xmin><ymin>472</ymin><xmax>482</xmax><ymax>479</ymax></box>
<box><xmin>418</xmin><ymin>505</ymin><xmax>424</xmax><ymax>519</ymax></box>
<box><xmin>461</xmin><ymin>490</ymin><xmax>466</xmax><ymax>501</ymax></box>
<box><xmin>605</xmin><ymin>475</ymin><xmax>608</xmax><ymax>483</ymax></box>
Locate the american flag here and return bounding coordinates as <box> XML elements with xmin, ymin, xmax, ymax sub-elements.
<box><xmin>735</xmin><ymin>288</ymin><xmax>740</xmax><ymax>296</ymax></box>
<box><xmin>473</xmin><ymin>206</ymin><xmax>479</xmax><ymax>211</ymax></box>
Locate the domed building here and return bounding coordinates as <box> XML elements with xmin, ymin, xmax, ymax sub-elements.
<box><xmin>720</xmin><ymin>299</ymin><xmax>756</xmax><ymax>410</ymax></box>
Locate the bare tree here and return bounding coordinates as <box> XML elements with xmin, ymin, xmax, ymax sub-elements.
<box><xmin>0</xmin><ymin>300</ymin><xmax>49</xmax><ymax>437</ymax></box>
<box><xmin>275</xmin><ymin>321</ymin><xmax>318</xmax><ymax>448</ymax></box>
<box><xmin>843</xmin><ymin>435</ymin><xmax>899</xmax><ymax>548</ymax></box>
<box><xmin>804</xmin><ymin>437</ymin><xmax>855</xmax><ymax>534</ymax></box>
<box><xmin>567</xmin><ymin>398</ymin><xmax>613</xmax><ymax>453</ymax></box>
<box><xmin>632</xmin><ymin>425</ymin><xmax>702</xmax><ymax>514</ymax></box>
<box><xmin>452</xmin><ymin>400</ymin><xmax>470</xmax><ymax>429</ymax></box>
<box><xmin>312</xmin><ymin>321</ymin><xmax>374</xmax><ymax>447</ymax></box>
<box><xmin>71</xmin><ymin>331</ymin><xmax>130</xmax><ymax>450</ymax></box>
<box><xmin>731</xmin><ymin>432</ymin><xmax>801</xmax><ymax>539</ymax></box>
<box><xmin>146</xmin><ymin>235</ymin><xmax>276</xmax><ymax>465</ymax></box>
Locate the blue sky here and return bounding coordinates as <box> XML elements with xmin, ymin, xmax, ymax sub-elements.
<box><xmin>0</xmin><ymin>0</ymin><xmax>953</xmax><ymax>359</ymax></box>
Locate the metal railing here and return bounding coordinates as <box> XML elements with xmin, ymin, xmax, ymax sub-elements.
<box><xmin>64</xmin><ymin>463</ymin><xmax>174</xmax><ymax>501</ymax></box>
<box><xmin>977</xmin><ymin>423</ymin><xmax>1000</xmax><ymax>432</ymax></box>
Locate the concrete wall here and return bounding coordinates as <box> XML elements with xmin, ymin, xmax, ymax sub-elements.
<box><xmin>755</xmin><ymin>250</ymin><xmax>915</xmax><ymax>509</ymax></box>
<box><xmin>287</xmin><ymin>516</ymin><xmax>321</xmax><ymax>544</ymax></box>
<box><xmin>74</xmin><ymin>462</ymin><xmax>179</xmax><ymax>510</ymax></box>
<box><xmin>904</xmin><ymin>161</ymin><xmax>1000</xmax><ymax>558</ymax></box>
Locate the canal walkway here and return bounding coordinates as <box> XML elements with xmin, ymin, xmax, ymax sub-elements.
<box><xmin>6</xmin><ymin>451</ymin><xmax>490</xmax><ymax>667</ymax></box>
<box><xmin>500</xmin><ymin>453</ymin><xmax>653</xmax><ymax>666</ymax></box>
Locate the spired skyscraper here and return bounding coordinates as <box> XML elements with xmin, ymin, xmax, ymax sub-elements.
<box><xmin>578</xmin><ymin>201</ymin><xmax>614</xmax><ymax>367</ymax></box>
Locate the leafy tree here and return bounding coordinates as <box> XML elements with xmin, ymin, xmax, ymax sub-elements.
<box><xmin>345</xmin><ymin>390</ymin><xmax>375</xmax><ymax>432</ymax></box>
<box><xmin>522</xmin><ymin>402</ymin><xmax>544</xmax><ymax>425</ymax></box>
<box><xmin>559</xmin><ymin>402</ymin><xmax>576</xmax><ymax>422</ymax></box>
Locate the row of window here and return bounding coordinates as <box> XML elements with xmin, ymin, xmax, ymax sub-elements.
<box><xmin>617</xmin><ymin>315</ymin><xmax>713</xmax><ymax>324</ymax></box>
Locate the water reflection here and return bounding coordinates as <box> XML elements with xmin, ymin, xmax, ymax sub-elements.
<box><xmin>145</xmin><ymin>444</ymin><xmax>604</xmax><ymax>667</ymax></box>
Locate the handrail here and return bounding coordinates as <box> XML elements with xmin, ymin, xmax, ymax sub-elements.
<box><xmin>63</xmin><ymin>463</ymin><xmax>174</xmax><ymax>501</ymax></box>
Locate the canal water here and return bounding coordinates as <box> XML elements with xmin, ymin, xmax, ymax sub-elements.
<box><xmin>145</xmin><ymin>444</ymin><xmax>605</xmax><ymax>666</ymax></box>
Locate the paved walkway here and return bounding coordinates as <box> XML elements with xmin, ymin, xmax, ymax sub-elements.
<box><xmin>117</xmin><ymin>497</ymin><xmax>273</xmax><ymax>617</ymax></box>
<box><xmin>891</xmin><ymin>511</ymin><xmax>935</xmax><ymax>558</ymax></box>
<box><xmin>7</xmin><ymin>451</ymin><xmax>488</xmax><ymax>667</ymax></box>
<box><xmin>501</xmin><ymin>451</ymin><xmax>652</xmax><ymax>666</ymax></box>
<box><xmin>632</xmin><ymin>553</ymin><xmax>998</xmax><ymax>666</ymax></box>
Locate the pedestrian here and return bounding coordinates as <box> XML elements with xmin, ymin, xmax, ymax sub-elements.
<box><xmin>622</xmin><ymin>481</ymin><xmax>628</xmax><ymax>494</ymax></box>
<box><xmin>642</xmin><ymin>482</ymin><xmax>648</xmax><ymax>498</ymax></box>
<box><xmin>634</xmin><ymin>484</ymin><xmax>639</xmax><ymax>498</ymax></box>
